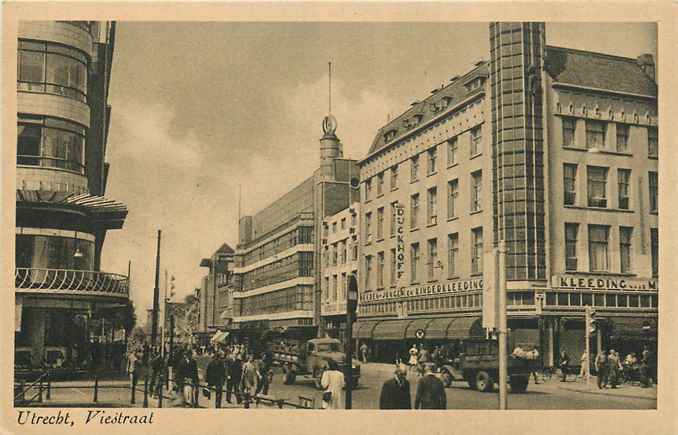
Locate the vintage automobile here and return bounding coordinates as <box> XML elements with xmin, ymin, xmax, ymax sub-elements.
<box><xmin>270</xmin><ymin>337</ymin><xmax>361</xmax><ymax>388</ymax></box>
<box><xmin>437</xmin><ymin>338</ymin><xmax>540</xmax><ymax>393</ymax></box>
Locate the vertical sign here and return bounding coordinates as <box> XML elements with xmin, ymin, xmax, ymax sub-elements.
<box><xmin>482</xmin><ymin>248</ymin><xmax>499</xmax><ymax>329</ymax></box>
<box><xmin>394</xmin><ymin>203</ymin><xmax>406</xmax><ymax>284</ymax></box>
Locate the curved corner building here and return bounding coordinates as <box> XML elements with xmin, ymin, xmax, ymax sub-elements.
<box><xmin>15</xmin><ymin>21</ymin><xmax>129</xmax><ymax>371</ymax></box>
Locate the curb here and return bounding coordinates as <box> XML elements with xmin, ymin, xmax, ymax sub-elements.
<box><xmin>557</xmin><ymin>385</ymin><xmax>657</xmax><ymax>401</ymax></box>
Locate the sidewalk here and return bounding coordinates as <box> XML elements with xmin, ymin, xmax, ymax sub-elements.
<box><xmin>557</xmin><ymin>379</ymin><xmax>657</xmax><ymax>401</ymax></box>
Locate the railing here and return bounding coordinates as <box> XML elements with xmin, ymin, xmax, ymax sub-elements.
<box><xmin>15</xmin><ymin>268</ymin><xmax>129</xmax><ymax>297</ymax></box>
<box><xmin>14</xmin><ymin>372</ymin><xmax>49</xmax><ymax>406</ymax></box>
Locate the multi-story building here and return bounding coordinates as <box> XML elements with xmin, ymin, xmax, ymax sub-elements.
<box><xmin>197</xmin><ymin>242</ymin><xmax>235</xmax><ymax>337</ymax></box>
<box><xmin>14</xmin><ymin>21</ymin><xmax>129</xmax><ymax>370</ymax></box>
<box><xmin>320</xmin><ymin>202</ymin><xmax>360</xmax><ymax>343</ymax></box>
<box><xmin>354</xmin><ymin>22</ymin><xmax>658</xmax><ymax>367</ymax></box>
<box><xmin>231</xmin><ymin>114</ymin><xmax>359</xmax><ymax>348</ymax></box>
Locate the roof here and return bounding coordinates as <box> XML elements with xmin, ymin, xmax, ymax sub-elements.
<box><xmin>215</xmin><ymin>243</ymin><xmax>235</xmax><ymax>255</ymax></box>
<box><xmin>16</xmin><ymin>189</ymin><xmax>128</xmax><ymax>229</ymax></box>
<box><xmin>545</xmin><ymin>46</ymin><xmax>657</xmax><ymax>97</ymax></box>
<box><xmin>364</xmin><ymin>61</ymin><xmax>489</xmax><ymax>159</ymax></box>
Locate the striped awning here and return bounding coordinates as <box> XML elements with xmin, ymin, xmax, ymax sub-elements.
<box><xmin>354</xmin><ymin>320</ymin><xmax>380</xmax><ymax>339</ymax></box>
<box><xmin>425</xmin><ymin>317</ymin><xmax>457</xmax><ymax>340</ymax></box>
<box><xmin>447</xmin><ymin>317</ymin><xmax>483</xmax><ymax>339</ymax></box>
<box><xmin>16</xmin><ymin>189</ymin><xmax>128</xmax><ymax>229</ymax></box>
<box><xmin>372</xmin><ymin>319</ymin><xmax>413</xmax><ymax>341</ymax></box>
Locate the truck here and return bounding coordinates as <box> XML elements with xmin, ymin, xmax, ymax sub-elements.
<box><xmin>269</xmin><ymin>337</ymin><xmax>361</xmax><ymax>389</ymax></box>
<box><xmin>437</xmin><ymin>338</ymin><xmax>540</xmax><ymax>393</ymax></box>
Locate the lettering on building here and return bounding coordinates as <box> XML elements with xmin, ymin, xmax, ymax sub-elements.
<box><xmin>395</xmin><ymin>204</ymin><xmax>406</xmax><ymax>282</ymax></box>
<box><xmin>552</xmin><ymin>275</ymin><xmax>658</xmax><ymax>291</ymax></box>
<box><xmin>360</xmin><ymin>278</ymin><xmax>483</xmax><ymax>303</ymax></box>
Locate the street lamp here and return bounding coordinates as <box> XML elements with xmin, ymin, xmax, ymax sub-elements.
<box><xmin>345</xmin><ymin>273</ymin><xmax>359</xmax><ymax>409</ymax></box>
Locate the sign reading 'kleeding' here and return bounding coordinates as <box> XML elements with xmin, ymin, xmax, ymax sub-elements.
<box><xmin>360</xmin><ymin>279</ymin><xmax>483</xmax><ymax>303</ymax></box>
<box><xmin>552</xmin><ymin>275</ymin><xmax>658</xmax><ymax>291</ymax></box>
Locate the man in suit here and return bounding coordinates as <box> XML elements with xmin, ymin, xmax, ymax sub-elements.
<box><xmin>379</xmin><ymin>363</ymin><xmax>411</xmax><ymax>409</ymax></box>
<box><xmin>414</xmin><ymin>363</ymin><xmax>446</xmax><ymax>409</ymax></box>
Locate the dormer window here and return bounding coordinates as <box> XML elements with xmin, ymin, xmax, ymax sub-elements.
<box><xmin>412</xmin><ymin>114</ymin><xmax>423</xmax><ymax>126</ymax></box>
<box><xmin>464</xmin><ymin>77</ymin><xmax>485</xmax><ymax>92</ymax></box>
<box><xmin>384</xmin><ymin>129</ymin><xmax>397</xmax><ymax>143</ymax></box>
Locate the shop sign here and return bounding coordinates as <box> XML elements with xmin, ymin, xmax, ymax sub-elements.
<box><xmin>552</xmin><ymin>275</ymin><xmax>657</xmax><ymax>291</ymax></box>
<box><xmin>360</xmin><ymin>278</ymin><xmax>483</xmax><ymax>303</ymax></box>
<box><xmin>415</xmin><ymin>329</ymin><xmax>425</xmax><ymax>339</ymax></box>
<box><xmin>394</xmin><ymin>203</ymin><xmax>406</xmax><ymax>283</ymax></box>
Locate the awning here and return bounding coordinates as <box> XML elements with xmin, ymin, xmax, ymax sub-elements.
<box><xmin>405</xmin><ymin>318</ymin><xmax>434</xmax><ymax>339</ymax></box>
<box><xmin>609</xmin><ymin>317</ymin><xmax>657</xmax><ymax>340</ymax></box>
<box><xmin>425</xmin><ymin>317</ymin><xmax>457</xmax><ymax>340</ymax></box>
<box><xmin>16</xmin><ymin>189</ymin><xmax>128</xmax><ymax>229</ymax></box>
<box><xmin>372</xmin><ymin>319</ymin><xmax>413</xmax><ymax>340</ymax></box>
<box><xmin>354</xmin><ymin>321</ymin><xmax>379</xmax><ymax>339</ymax></box>
<box><xmin>447</xmin><ymin>317</ymin><xmax>483</xmax><ymax>339</ymax></box>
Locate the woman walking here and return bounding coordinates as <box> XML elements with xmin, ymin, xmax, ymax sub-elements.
<box><xmin>320</xmin><ymin>360</ymin><xmax>345</xmax><ymax>409</ymax></box>
<box><xmin>408</xmin><ymin>344</ymin><xmax>419</xmax><ymax>375</ymax></box>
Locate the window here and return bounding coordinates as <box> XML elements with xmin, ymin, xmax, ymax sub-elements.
<box><xmin>377</xmin><ymin>252</ymin><xmax>385</xmax><ymax>288</ymax></box>
<box><xmin>586</xmin><ymin>120</ymin><xmax>606</xmax><ymax>149</ymax></box>
<box><xmin>365</xmin><ymin>255</ymin><xmax>373</xmax><ymax>289</ymax></box>
<box><xmin>648</xmin><ymin>127</ymin><xmax>658</xmax><ymax>157</ymax></box>
<box><xmin>447</xmin><ymin>179</ymin><xmax>459</xmax><ymax>219</ymax></box>
<box><xmin>565</xmin><ymin>223</ymin><xmax>579</xmax><ymax>271</ymax></box>
<box><xmin>471</xmin><ymin>171</ymin><xmax>482</xmax><ymax>212</ymax></box>
<box><xmin>588</xmin><ymin>225</ymin><xmax>609</xmax><ymax>272</ymax></box>
<box><xmin>562</xmin><ymin>117</ymin><xmax>576</xmax><ymax>147</ymax></box>
<box><xmin>619</xmin><ymin>227</ymin><xmax>633</xmax><ymax>273</ymax></box>
<box><xmin>470</xmin><ymin>126</ymin><xmax>482</xmax><ymax>156</ymax></box>
<box><xmin>471</xmin><ymin>228</ymin><xmax>483</xmax><ymax>274</ymax></box>
<box><xmin>587</xmin><ymin>166</ymin><xmax>608</xmax><ymax>208</ymax></box>
<box><xmin>17</xmin><ymin>115</ymin><xmax>86</xmax><ymax>174</ymax></box>
<box><xmin>428</xmin><ymin>146</ymin><xmax>437</xmax><ymax>174</ymax></box>
<box><xmin>427</xmin><ymin>187</ymin><xmax>437</xmax><ymax>225</ymax></box>
<box><xmin>377</xmin><ymin>207</ymin><xmax>384</xmax><ymax>239</ymax></box>
<box><xmin>447</xmin><ymin>233</ymin><xmax>459</xmax><ymax>278</ymax></box>
<box><xmin>389</xmin><ymin>203</ymin><xmax>396</xmax><ymax>237</ymax></box>
<box><xmin>352</xmin><ymin>244</ymin><xmax>358</xmax><ymax>261</ymax></box>
<box><xmin>377</xmin><ymin>173</ymin><xmax>384</xmax><ymax>196</ymax></box>
<box><xmin>332</xmin><ymin>275</ymin><xmax>338</xmax><ymax>301</ymax></box>
<box><xmin>651</xmin><ymin>228</ymin><xmax>658</xmax><ymax>277</ymax></box>
<box><xmin>617</xmin><ymin>169</ymin><xmax>631</xmax><ymax>210</ymax></box>
<box><xmin>339</xmin><ymin>241</ymin><xmax>345</xmax><ymax>264</ymax></box>
<box><xmin>390</xmin><ymin>165</ymin><xmax>398</xmax><ymax>190</ymax></box>
<box><xmin>18</xmin><ymin>40</ymin><xmax>88</xmax><ymax>103</ymax></box>
<box><xmin>341</xmin><ymin>272</ymin><xmax>347</xmax><ymax>300</ymax></box>
<box><xmin>447</xmin><ymin>137</ymin><xmax>458</xmax><ymax>166</ymax></box>
<box><xmin>411</xmin><ymin>243</ymin><xmax>420</xmax><ymax>283</ymax></box>
<box><xmin>649</xmin><ymin>171</ymin><xmax>658</xmax><ymax>213</ymax></box>
<box><xmin>563</xmin><ymin>164</ymin><xmax>577</xmax><ymax>206</ymax></box>
<box><xmin>324</xmin><ymin>277</ymin><xmax>330</xmax><ymax>302</ymax></box>
<box><xmin>423</xmin><ymin>238</ymin><xmax>438</xmax><ymax>281</ymax></box>
<box><xmin>365</xmin><ymin>212</ymin><xmax>372</xmax><ymax>242</ymax></box>
<box><xmin>365</xmin><ymin>179</ymin><xmax>372</xmax><ymax>201</ymax></box>
<box><xmin>340</xmin><ymin>218</ymin><xmax>346</xmax><ymax>230</ymax></box>
<box><xmin>332</xmin><ymin>244</ymin><xmax>338</xmax><ymax>266</ymax></box>
<box><xmin>410</xmin><ymin>194</ymin><xmax>420</xmax><ymax>228</ymax></box>
<box><xmin>332</xmin><ymin>222</ymin><xmax>337</xmax><ymax>234</ymax></box>
<box><xmin>616</xmin><ymin>124</ymin><xmax>629</xmax><ymax>153</ymax></box>
<box><xmin>411</xmin><ymin>155</ymin><xmax>419</xmax><ymax>182</ymax></box>
<box><xmin>390</xmin><ymin>248</ymin><xmax>396</xmax><ymax>287</ymax></box>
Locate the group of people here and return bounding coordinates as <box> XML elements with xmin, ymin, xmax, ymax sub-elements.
<box><xmin>558</xmin><ymin>346</ymin><xmax>656</xmax><ymax>389</ymax></box>
<box><xmin>126</xmin><ymin>343</ymin><xmax>274</xmax><ymax>408</ymax></box>
<box><xmin>379</xmin><ymin>363</ymin><xmax>447</xmax><ymax>409</ymax></box>
<box><xmin>403</xmin><ymin>344</ymin><xmax>448</xmax><ymax>376</ymax></box>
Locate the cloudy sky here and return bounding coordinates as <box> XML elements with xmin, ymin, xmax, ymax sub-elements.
<box><xmin>99</xmin><ymin>22</ymin><xmax>656</xmax><ymax>320</ymax></box>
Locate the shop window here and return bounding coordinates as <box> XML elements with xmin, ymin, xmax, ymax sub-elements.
<box><xmin>582</xmin><ymin>293</ymin><xmax>593</xmax><ymax>306</ymax></box>
<box><xmin>557</xmin><ymin>293</ymin><xmax>569</xmax><ymax>306</ymax></box>
<box><xmin>606</xmin><ymin>294</ymin><xmax>616</xmax><ymax>307</ymax></box>
<box><xmin>594</xmin><ymin>294</ymin><xmax>604</xmax><ymax>307</ymax></box>
<box><xmin>641</xmin><ymin>295</ymin><xmax>651</xmax><ymax>308</ymax></box>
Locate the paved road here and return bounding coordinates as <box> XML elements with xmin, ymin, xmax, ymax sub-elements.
<box><xmin>263</xmin><ymin>363</ymin><xmax>657</xmax><ymax>410</ymax></box>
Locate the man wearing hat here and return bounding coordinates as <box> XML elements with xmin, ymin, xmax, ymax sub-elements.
<box><xmin>414</xmin><ymin>363</ymin><xmax>446</xmax><ymax>409</ymax></box>
<box><xmin>379</xmin><ymin>363</ymin><xmax>411</xmax><ymax>409</ymax></box>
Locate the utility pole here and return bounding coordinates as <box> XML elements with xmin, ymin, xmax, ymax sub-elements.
<box><xmin>585</xmin><ymin>306</ymin><xmax>596</xmax><ymax>389</ymax></box>
<box><xmin>151</xmin><ymin>230</ymin><xmax>162</xmax><ymax>350</ymax></box>
<box><xmin>497</xmin><ymin>241</ymin><xmax>508</xmax><ymax>410</ymax></box>
<box><xmin>345</xmin><ymin>274</ymin><xmax>359</xmax><ymax>409</ymax></box>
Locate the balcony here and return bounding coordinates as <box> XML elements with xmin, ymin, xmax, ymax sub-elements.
<box><xmin>15</xmin><ymin>268</ymin><xmax>129</xmax><ymax>299</ymax></box>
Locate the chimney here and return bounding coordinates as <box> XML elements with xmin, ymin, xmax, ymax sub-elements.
<box><xmin>637</xmin><ymin>53</ymin><xmax>655</xmax><ymax>82</ymax></box>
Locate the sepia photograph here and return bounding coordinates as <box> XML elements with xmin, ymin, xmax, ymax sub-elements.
<box><xmin>4</xmin><ymin>8</ymin><xmax>668</xmax><ymax>426</ymax></box>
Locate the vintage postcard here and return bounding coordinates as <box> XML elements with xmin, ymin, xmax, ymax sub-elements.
<box><xmin>1</xmin><ymin>2</ymin><xmax>676</xmax><ymax>435</ymax></box>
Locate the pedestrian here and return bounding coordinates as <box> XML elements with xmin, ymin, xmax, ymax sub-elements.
<box><xmin>414</xmin><ymin>363</ymin><xmax>446</xmax><ymax>409</ymax></box>
<box><xmin>379</xmin><ymin>363</ymin><xmax>411</xmax><ymax>409</ymax></box>
<box><xmin>255</xmin><ymin>354</ymin><xmax>270</xmax><ymax>396</ymax></box>
<box><xmin>558</xmin><ymin>350</ymin><xmax>570</xmax><ymax>382</ymax></box>
<box><xmin>360</xmin><ymin>342</ymin><xmax>369</xmax><ymax>364</ymax></box>
<box><xmin>226</xmin><ymin>354</ymin><xmax>243</xmax><ymax>404</ymax></box>
<box><xmin>642</xmin><ymin>346</ymin><xmax>656</xmax><ymax>385</ymax></box>
<box><xmin>127</xmin><ymin>351</ymin><xmax>142</xmax><ymax>396</ymax></box>
<box><xmin>176</xmin><ymin>350</ymin><xmax>199</xmax><ymax>406</ymax></box>
<box><xmin>578</xmin><ymin>351</ymin><xmax>588</xmax><ymax>380</ymax></box>
<box><xmin>607</xmin><ymin>349</ymin><xmax>622</xmax><ymax>389</ymax></box>
<box><xmin>149</xmin><ymin>350</ymin><xmax>164</xmax><ymax>398</ymax></box>
<box><xmin>206</xmin><ymin>351</ymin><xmax>227</xmax><ymax>408</ymax></box>
<box><xmin>408</xmin><ymin>344</ymin><xmax>419</xmax><ymax>374</ymax></box>
<box><xmin>241</xmin><ymin>354</ymin><xmax>260</xmax><ymax>402</ymax></box>
<box><xmin>594</xmin><ymin>351</ymin><xmax>608</xmax><ymax>389</ymax></box>
<box><xmin>320</xmin><ymin>360</ymin><xmax>345</xmax><ymax>409</ymax></box>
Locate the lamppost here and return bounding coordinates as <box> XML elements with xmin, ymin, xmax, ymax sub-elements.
<box><xmin>345</xmin><ymin>273</ymin><xmax>359</xmax><ymax>409</ymax></box>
